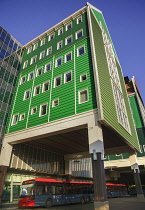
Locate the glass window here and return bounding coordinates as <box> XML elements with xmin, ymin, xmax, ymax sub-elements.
<box><xmin>57</xmin><ymin>41</ymin><xmax>63</xmax><ymax>50</ymax></box>
<box><xmin>19</xmin><ymin>114</ymin><xmax>25</xmax><ymax>121</ymax></box>
<box><xmin>64</xmin><ymin>71</ymin><xmax>72</xmax><ymax>83</ymax></box>
<box><xmin>79</xmin><ymin>89</ymin><xmax>88</xmax><ymax>104</ymax></box>
<box><xmin>40</xmin><ymin>104</ymin><xmax>47</xmax><ymax>116</ymax></box>
<box><xmin>20</xmin><ymin>76</ymin><xmax>26</xmax><ymax>85</ymax></box>
<box><xmin>56</xmin><ymin>58</ymin><xmax>62</xmax><ymax>67</ymax></box>
<box><xmin>47</xmin><ymin>47</ymin><xmax>52</xmax><ymax>55</ymax></box>
<box><xmin>27</xmin><ymin>47</ymin><xmax>32</xmax><ymax>54</ymax></box>
<box><xmin>23</xmin><ymin>60</ymin><xmax>28</xmax><ymax>69</ymax></box>
<box><xmin>66</xmin><ymin>23</ymin><xmax>72</xmax><ymax>31</ymax></box>
<box><xmin>45</xmin><ymin>63</ymin><xmax>51</xmax><ymax>72</ymax></box>
<box><xmin>65</xmin><ymin>36</ymin><xmax>72</xmax><ymax>45</ymax></box>
<box><xmin>12</xmin><ymin>114</ymin><xmax>18</xmax><ymax>125</ymax></box>
<box><xmin>33</xmin><ymin>43</ymin><xmax>38</xmax><ymax>51</ymax></box>
<box><xmin>54</xmin><ymin>76</ymin><xmax>61</xmax><ymax>87</ymax></box>
<box><xmin>34</xmin><ymin>86</ymin><xmax>40</xmax><ymax>96</ymax></box>
<box><xmin>49</xmin><ymin>33</ymin><xmax>54</xmax><ymax>41</ymax></box>
<box><xmin>28</xmin><ymin>72</ymin><xmax>34</xmax><ymax>81</ymax></box>
<box><xmin>5</xmin><ymin>36</ymin><xmax>10</xmax><ymax>45</ymax></box>
<box><xmin>80</xmin><ymin>73</ymin><xmax>87</xmax><ymax>82</ymax></box>
<box><xmin>39</xmin><ymin>51</ymin><xmax>45</xmax><ymax>59</ymax></box>
<box><xmin>42</xmin><ymin>81</ymin><xmax>49</xmax><ymax>92</ymax></box>
<box><xmin>31</xmin><ymin>107</ymin><xmax>37</xmax><ymax>115</ymax></box>
<box><xmin>65</xmin><ymin>52</ymin><xmax>72</xmax><ymax>62</ymax></box>
<box><xmin>36</xmin><ymin>68</ymin><xmax>42</xmax><ymax>77</ymax></box>
<box><xmin>40</xmin><ymin>38</ymin><xmax>45</xmax><ymax>46</ymax></box>
<box><xmin>58</xmin><ymin>28</ymin><xmax>63</xmax><ymax>35</ymax></box>
<box><xmin>77</xmin><ymin>16</ymin><xmax>82</xmax><ymax>24</ymax></box>
<box><xmin>52</xmin><ymin>99</ymin><xmax>59</xmax><ymax>107</ymax></box>
<box><xmin>77</xmin><ymin>46</ymin><xmax>85</xmax><ymax>56</ymax></box>
<box><xmin>30</xmin><ymin>56</ymin><xmax>37</xmax><ymax>64</ymax></box>
<box><xmin>13</xmin><ymin>43</ymin><xmax>18</xmax><ymax>51</ymax></box>
<box><xmin>24</xmin><ymin>90</ymin><xmax>31</xmax><ymax>100</ymax></box>
<box><xmin>9</xmin><ymin>40</ymin><xmax>14</xmax><ymax>48</ymax></box>
<box><xmin>76</xmin><ymin>30</ymin><xmax>83</xmax><ymax>39</ymax></box>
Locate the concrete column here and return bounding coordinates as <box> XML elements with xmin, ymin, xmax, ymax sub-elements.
<box><xmin>129</xmin><ymin>153</ymin><xmax>144</xmax><ymax>201</ymax></box>
<box><xmin>88</xmin><ymin>122</ymin><xmax>109</xmax><ymax>210</ymax></box>
<box><xmin>0</xmin><ymin>165</ymin><xmax>8</xmax><ymax>204</ymax></box>
<box><xmin>65</xmin><ymin>159</ymin><xmax>72</xmax><ymax>181</ymax></box>
<box><xmin>10</xmin><ymin>174</ymin><xmax>13</xmax><ymax>203</ymax></box>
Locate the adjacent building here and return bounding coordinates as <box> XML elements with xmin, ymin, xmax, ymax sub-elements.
<box><xmin>0</xmin><ymin>3</ymin><xmax>143</xmax><ymax>208</ymax></box>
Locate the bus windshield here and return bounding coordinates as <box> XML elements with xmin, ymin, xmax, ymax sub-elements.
<box><xmin>20</xmin><ymin>183</ymin><xmax>34</xmax><ymax>197</ymax></box>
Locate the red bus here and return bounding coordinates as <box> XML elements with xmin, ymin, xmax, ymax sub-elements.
<box><xmin>18</xmin><ymin>178</ymin><xmax>127</xmax><ymax>208</ymax></box>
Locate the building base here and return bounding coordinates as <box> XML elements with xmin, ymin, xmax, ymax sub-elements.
<box><xmin>137</xmin><ymin>194</ymin><xmax>145</xmax><ymax>201</ymax></box>
<box><xmin>94</xmin><ymin>201</ymin><xmax>109</xmax><ymax>210</ymax></box>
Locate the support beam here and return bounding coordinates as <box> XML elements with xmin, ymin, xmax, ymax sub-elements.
<box><xmin>129</xmin><ymin>153</ymin><xmax>145</xmax><ymax>201</ymax></box>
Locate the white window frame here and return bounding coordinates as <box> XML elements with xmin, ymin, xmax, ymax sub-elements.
<box><xmin>33</xmin><ymin>85</ymin><xmax>41</xmax><ymax>96</ymax></box>
<box><xmin>42</xmin><ymin>81</ymin><xmax>50</xmax><ymax>93</ymax></box>
<box><xmin>27</xmin><ymin>46</ymin><xmax>32</xmax><ymax>54</ymax></box>
<box><xmin>33</xmin><ymin>43</ymin><xmax>38</xmax><ymax>51</ymax></box>
<box><xmin>75</xmin><ymin>29</ymin><xmax>83</xmax><ymax>40</ymax></box>
<box><xmin>143</xmin><ymin>145</ymin><xmax>145</xmax><ymax>153</ymax></box>
<box><xmin>65</xmin><ymin>35</ymin><xmax>72</xmax><ymax>45</ymax></box>
<box><xmin>28</xmin><ymin>71</ymin><xmax>34</xmax><ymax>81</ymax></box>
<box><xmin>77</xmin><ymin>16</ymin><xmax>82</xmax><ymax>24</ymax></box>
<box><xmin>58</xmin><ymin>27</ymin><xmax>63</xmax><ymax>35</ymax></box>
<box><xmin>36</xmin><ymin>67</ymin><xmax>43</xmax><ymax>77</ymax></box>
<box><xmin>46</xmin><ymin>46</ymin><xmax>52</xmax><ymax>55</ymax></box>
<box><xmin>30</xmin><ymin>56</ymin><xmax>37</xmax><ymax>65</ymax></box>
<box><xmin>49</xmin><ymin>33</ymin><xmax>55</xmax><ymax>41</ymax></box>
<box><xmin>65</xmin><ymin>52</ymin><xmax>72</xmax><ymax>63</ymax></box>
<box><xmin>57</xmin><ymin>41</ymin><xmax>63</xmax><ymax>50</ymax></box>
<box><xmin>20</xmin><ymin>76</ymin><xmax>26</xmax><ymax>85</ymax></box>
<box><xmin>39</xmin><ymin>51</ymin><xmax>45</xmax><ymax>59</ymax></box>
<box><xmin>66</xmin><ymin>22</ymin><xmax>72</xmax><ymax>31</ymax></box>
<box><xmin>31</xmin><ymin>107</ymin><xmax>37</xmax><ymax>115</ymax></box>
<box><xmin>52</xmin><ymin>99</ymin><xmax>59</xmax><ymax>108</ymax></box>
<box><xmin>64</xmin><ymin>71</ymin><xmax>72</xmax><ymax>84</ymax></box>
<box><xmin>77</xmin><ymin>45</ymin><xmax>85</xmax><ymax>57</ymax></box>
<box><xmin>11</xmin><ymin>114</ymin><xmax>19</xmax><ymax>126</ymax></box>
<box><xmin>39</xmin><ymin>103</ymin><xmax>47</xmax><ymax>117</ymax></box>
<box><xmin>19</xmin><ymin>113</ymin><xmax>25</xmax><ymax>121</ymax></box>
<box><xmin>78</xmin><ymin>88</ymin><xmax>89</xmax><ymax>104</ymax></box>
<box><xmin>80</xmin><ymin>73</ymin><xmax>87</xmax><ymax>82</ymax></box>
<box><xmin>23</xmin><ymin>61</ymin><xmax>28</xmax><ymax>69</ymax></box>
<box><xmin>44</xmin><ymin>63</ymin><xmax>51</xmax><ymax>73</ymax></box>
<box><xmin>24</xmin><ymin>89</ymin><xmax>31</xmax><ymax>100</ymax></box>
<box><xmin>55</xmin><ymin>57</ymin><xmax>62</xmax><ymax>67</ymax></box>
<box><xmin>54</xmin><ymin>76</ymin><xmax>61</xmax><ymax>88</ymax></box>
<box><xmin>40</xmin><ymin>38</ymin><xmax>45</xmax><ymax>46</ymax></box>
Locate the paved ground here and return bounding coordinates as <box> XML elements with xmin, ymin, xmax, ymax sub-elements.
<box><xmin>1</xmin><ymin>197</ymin><xmax>145</xmax><ymax>210</ymax></box>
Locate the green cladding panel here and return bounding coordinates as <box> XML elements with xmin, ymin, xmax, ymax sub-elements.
<box><xmin>6</xmin><ymin>12</ymin><xmax>97</xmax><ymax>134</ymax></box>
<box><xmin>90</xmin><ymin>8</ymin><xmax>140</xmax><ymax>151</ymax></box>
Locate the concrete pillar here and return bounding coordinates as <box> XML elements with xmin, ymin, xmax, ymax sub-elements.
<box><xmin>88</xmin><ymin>122</ymin><xmax>109</xmax><ymax>210</ymax></box>
<box><xmin>129</xmin><ymin>153</ymin><xmax>144</xmax><ymax>201</ymax></box>
<box><xmin>65</xmin><ymin>159</ymin><xmax>72</xmax><ymax>181</ymax></box>
<box><xmin>0</xmin><ymin>165</ymin><xmax>8</xmax><ymax>204</ymax></box>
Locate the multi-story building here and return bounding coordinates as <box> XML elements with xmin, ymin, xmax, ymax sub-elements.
<box><xmin>0</xmin><ymin>3</ymin><xmax>143</xmax><ymax>208</ymax></box>
<box><xmin>0</xmin><ymin>27</ymin><xmax>22</xmax><ymax>147</ymax></box>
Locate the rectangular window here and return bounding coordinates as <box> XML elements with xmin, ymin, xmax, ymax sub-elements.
<box><xmin>66</xmin><ymin>22</ymin><xmax>72</xmax><ymax>31</ymax></box>
<box><xmin>28</xmin><ymin>72</ymin><xmax>34</xmax><ymax>81</ymax></box>
<box><xmin>77</xmin><ymin>16</ymin><xmax>82</xmax><ymax>24</ymax></box>
<box><xmin>64</xmin><ymin>71</ymin><xmax>72</xmax><ymax>83</ymax></box>
<box><xmin>40</xmin><ymin>38</ymin><xmax>45</xmax><ymax>46</ymax></box>
<box><xmin>40</xmin><ymin>104</ymin><xmax>47</xmax><ymax>116</ymax></box>
<box><xmin>34</xmin><ymin>85</ymin><xmax>40</xmax><ymax>96</ymax></box>
<box><xmin>143</xmin><ymin>145</ymin><xmax>145</xmax><ymax>153</ymax></box>
<box><xmin>54</xmin><ymin>76</ymin><xmax>61</xmax><ymax>87</ymax></box>
<box><xmin>57</xmin><ymin>41</ymin><xmax>63</xmax><ymax>50</ymax></box>
<box><xmin>77</xmin><ymin>46</ymin><xmax>85</xmax><ymax>56</ymax></box>
<box><xmin>58</xmin><ymin>28</ymin><xmax>63</xmax><ymax>35</ymax></box>
<box><xmin>24</xmin><ymin>90</ymin><xmax>31</xmax><ymax>100</ymax></box>
<box><xmin>52</xmin><ymin>99</ymin><xmax>59</xmax><ymax>107</ymax></box>
<box><xmin>76</xmin><ymin>29</ymin><xmax>83</xmax><ymax>39</ymax></box>
<box><xmin>65</xmin><ymin>52</ymin><xmax>72</xmax><ymax>62</ymax></box>
<box><xmin>30</xmin><ymin>56</ymin><xmax>37</xmax><ymax>64</ymax></box>
<box><xmin>33</xmin><ymin>43</ymin><xmax>38</xmax><ymax>51</ymax></box>
<box><xmin>80</xmin><ymin>73</ymin><xmax>87</xmax><ymax>82</ymax></box>
<box><xmin>46</xmin><ymin>47</ymin><xmax>52</xmax><ymax>55</ymax></box>
<box><xmin>65</xmin><ymin>35</ymin><xmax>72</xmax><ymax>45</ymax></box>
<box><xmin>36</xmin><ymin>68</ymin><xmax>42</xmax><ymax>77</ymax></box>
<box><xmin>11</xmin><ymin>114</ymin><xmax>18</xmax><ymax>125</ymax></box>
<box><xmin>27</xmin><ymin>46</ymin><xmax>32</xmax><ymax>54</ymax></box>
<box><xmin>31</xmin><ymin>107</ymin><xmax>37</xmax><ymax>115</ymax></box>
<box><xmin>79</xmin><ymin>89</ymin><xmax>88</xmax><ymax>104</ymax></box>
<box><xmin>39</xmin><ymin>51</ymin><xmax>45</xmax><ymax>59</ymax></box>
<box><xmin>23</xmin><ymin>61</ymin><xmax>28</xmax><ymax>69</ymax></box>
<box><xmin>49</xmin><ymin>33</ymin><xmax>54</xmax><ymax>41</ymax></box>
<box><xmin>42</xmin><ymin>81</ymin><xmax>49</xmax><ymax>92</ymax></box>
<box><xmin>19</xmin><ymin>113</ymin><xmax>25</xmax><ymax>121</ymax></box>
<box><xmin>56</xmin><ymin>57</ymin><xmax>62</xmax><ymax>67</ymax></box>
<box><xmin>45</xmin><ymin>63</ymin><xmax>51</xmax><ymax>72</ymax></box>
<box><xmin>20</xmin><ymin>76</ymin><xmax>26</xmax><ymax>85</ymax></box>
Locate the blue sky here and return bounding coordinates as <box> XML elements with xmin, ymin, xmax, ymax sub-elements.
<box><xmin>1</xmin><ymin>0</ymin><xmax>145</xmax><ymax>103</ymax></box>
